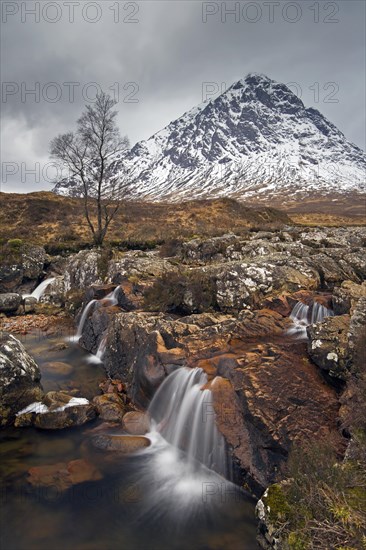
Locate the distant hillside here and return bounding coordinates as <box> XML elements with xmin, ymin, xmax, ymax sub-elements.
<box><xmin>0</xmin><ymin>192</ymin><xmax>291</xmax><ymax>248</ymax></box>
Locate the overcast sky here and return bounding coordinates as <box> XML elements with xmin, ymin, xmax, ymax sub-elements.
<box><xmin>1</xmin><ymin>0</ymin><xmax>365</xmax><ymax>193</ymax></box>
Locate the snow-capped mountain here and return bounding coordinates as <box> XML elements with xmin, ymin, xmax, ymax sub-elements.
<box><xmin>53</xmin><ymin>73</ymin><xmax>366</xmax><ymax>202</ymax></box>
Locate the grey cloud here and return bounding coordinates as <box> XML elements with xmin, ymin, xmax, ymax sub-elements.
<box><xmin>1</xmin><ymin>0</ymin><xmax>364</xmax><ymax>192</ymax></box>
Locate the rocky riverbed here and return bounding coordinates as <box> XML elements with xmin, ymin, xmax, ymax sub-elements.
<box><xmin>1</xmin><ymin>224</ymin><xmax>365</xmax><ymax>549</ymax></box>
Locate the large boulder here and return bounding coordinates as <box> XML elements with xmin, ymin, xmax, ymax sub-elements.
<box><xmin>79</xmin><ymin>303</ymin><xmax>120</xmax><ymax>354</ymax></box>
<box><xmin>0</xmin><ymin>293</ymin><xmax>22</xmax><ymax>314</ymax></box>
<box><xmin>108</xmin><ymin>250</ymin><xmax>176</xmax><ymax>282</ymax></box>
<box><xmin>210</xmin><ymin>341</ymin><xmax>341</xmax><ymax>494</ymax></box>
<box><xmin>307</xmin><ymin>315</ymin><xmax>351</xmax><ymax>381</ymax></box>
<box><xmin>103</xmin><ymin>310</ymin><xmax>290</xmax><ymax>408</ymax></box>
<box><xmin>102</xmin><ymin>308</ymin><xmax>340</xmax><ymax>493</ymax></box>
<box><xmin>63</xmin><ymin>250</ymin><xmax>102</xmax><ymax>292</ymax></box>
<box><xmin>307</xmin><ymin>298</ymin><xmax>365</xmax><ymax>382</ymax></box>
<box><xmin>333</xmin><ymin>281</ymin><xmax>366</xmax><ymax>315</ymax></box>
<box><xmin>0</xmin><ymin>244</ymin><xmax>46</xmax><ymax>293</ymax></box>
<box><xmin>211</xmin><ymin>259</ymin><xmax>320</xmax><ymax>311</ymax></box>
<box><xmin>348</xmin><ymin>296</ymin><xmax>366</xmax><ymax>374</ymax></box>
<box><xmin>40</xmin><ymin>276</ymin><xmax>66</xmax><ymax>306</ymax></box>
<box><xmin>0</xmin><ymin>333</ymin><xmax>43</xmax><ymax>426</ymax></box>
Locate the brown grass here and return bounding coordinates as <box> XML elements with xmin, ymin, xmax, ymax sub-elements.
<box><xmin>0</xmin><ymin>192</ymin><xmax>290</xmax><ymax>246</ymax></box>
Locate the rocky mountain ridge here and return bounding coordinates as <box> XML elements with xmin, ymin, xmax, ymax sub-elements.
<box><xmin>53</xmin><ymin>73</ymin><xmax>366</xmax><ymax>202</ymax></box>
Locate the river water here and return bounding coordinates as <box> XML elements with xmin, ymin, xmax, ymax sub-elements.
<box><xmin>0</xmin><ymin>329</ymin><xmax>258</xmax><ymax>550</ymax></box>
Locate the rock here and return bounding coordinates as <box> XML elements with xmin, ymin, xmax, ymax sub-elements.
<box><xmin>122</xmin><ymin>411</ymin><xmax>150</xmax><ymax>435</ymax></box>
<box><xmin>207</xmin><ymin>259</ymin><xmax>320</xmax><ymax>311</ymax></box>
<box><xmin>0</xmin><ymin>333</ymin><xmax>43</xmax><ymax>427</ymax></box>
<box><xmin>84</xmin><ymin>284</ymin><xmax>116</xmax><ymax>301</ymax></box>
<box><xmin>92</xmin><ymin>394</ymin><xmax>126</xmax><ymax>422</ymax></box>
<box><xmin>22</xmin><ymin>296</ymin><xmax>37</xmax><ymax>313</ymax></box>
<box><xmin>89</xmin><ymin>433</ymin><xmax>150</xmax><ymax>453</ymax></box>
<box><xmin>307</xmin><ymin>315</ymin><xmax>351</xmax><ymax>380</ymax></box>
<box><xmin>40</xmin><ymin>276</ymin><xmax>66</xmax><ymax>306</ymax></box>
<box><xmin>79</xmin><ymin>303</ymin><xmax>120</xmax><ymax>354</ymax></box>
<box><xmin>15</xmin><ymin>391</ymin><xmax>96</xmax><ymax>429</ymax></box>
<box><xmin>0</xmin><ymin>265</ymin><xmax>23</xmax><ymax>293</ymax></box>
<box><xmin>104</xmin><ymin>310</ymin><xmax>290</xmax><ymax>407</ymax></box>
<box><xmin>21</xmin><ymin>245</ymin><xmax>47</xmax><ymax>280</ymax></box>
<box><xmin>348</xmin><ymin>296</ymin><xmax>366</xmax><ymax>374</ymax></box>
<box><xmin>307</xmin><ymin>253</ymin><xmax>359</xmax><ymax>287</ymax></box>
<box><xmin>211</xmin><ymin>340</ymin><xmax>341</xmax><ymax>493</ymax></box>
<box><xmin>28</xmin><ymin>458</ymin><xmax>102</xmax><ymax>492</ymax></box>
<box><xmin>63</xmin><ymin>250</ymin><xmax>102</xmax><ymax>292</ymax></box>
<box><xmin>41</xmin><ymin>362</ymin><xmax>74</xmax><ymax>377</ymax></box>
<box><xmin>104</xmin><ymin>312</ymin><xmax>186</xmax><ymax>407</ymax></box>
<box><xmin>333</xmin><ymin>280</ymin><xmax>366</xmax><ymax>315</ymax></box>
<box><xmin>0</xmin><ymin>293</ymin><xmax>22</xmax><ymax>313</ymax></box>
<box><xmin>0</xmin><ymin>245</ymin><xmax>46</xmax><ymax>293</ymax></box>
<box><xmin>261</xmin><ymin>295</ymin><xmax>292</xmax><ymax>317</ymax></box>
<box><xmin>113</xmin><ymin>278</ymin><xmax>145</xmax><ymax>311</ymax></box>
<box><xmin>108</xmin><ymin>250</ymin><xmax>176</xmax><ymax>282</ymax></box>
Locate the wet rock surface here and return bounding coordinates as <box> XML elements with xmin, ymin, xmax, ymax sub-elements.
<box><xmin>92</xmin><ymin>393</ymin><xmax>126</xmax><ymax>423</ymax></box>
<box><xmin>102</xmin><ymin>308</ymin><xmax>340</xmax><ymax>492</ymax></box>
<box><xmin>0</xmin><ymin>333</ymin><xmax>43</xmax><ymax>426</ymax></box>
<box><xmin>122</xmin><ymin>411</ymin><xmax>150</xmax><ymax>435</ymax></box>
<box><xmin>211</xmin><ymin>340</ymin><xmax>341</xmax><ymax>493</ymax></box>
<box><xmin>89</xmin><ymin>433</ymin><xmax>150</xmax><ymax>453</ymax></box>
<box><xmin>0</xmin><ymin>293</ymin><xmax>22</xmax><ymax>313</ymax></box>
<box><xmin>28</xmin><ymin>458</ymin><xmax>103</xmax><ymax>491</ymax></box>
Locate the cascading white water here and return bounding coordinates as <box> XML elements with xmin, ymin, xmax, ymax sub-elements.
<box><xmin>130</xmin><ymin>367</ymin><xmax>237</xmax><ymax>523</ymax></box>
<box><xmin>87</xmin><ymin>332</ymin><xmax>107</xmax><ymax>364</ymax></box>
<box><xmin>73</xmin><ymin>287</ymin><xmax>119</xmax><ymax>343</ymax></box>
<box><xmin>288</xmin><ymin>300</ymin><xmax>334</xmax><ymax>338</ymax></box>
<box><xmin>148</xmin><ymin>367</ymin><xmax>227</xmax><ymax>477</ymax></box>
<box><xmin>103</xmin><ymin>286</ymin><xmax>120</xmax><ymax>306</ymax></box>
<box><xmin>22</xmin><ymin>277</ymin><xmax>56</xmax><ymax>301</ymax></box>
<box><xmin>310</xmin><ymin>302</ymin><xmax>334</xmax><ymax>324</ymax></box>
<box><xmin>73</xmin><ymin>299</ymin><xmax>97</xmax><ymax>341</ymax></box>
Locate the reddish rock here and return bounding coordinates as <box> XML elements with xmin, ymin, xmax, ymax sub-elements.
<box><xmin>42</xmin><ymin>361</ymin><xmax>74</xmax><ymax>377</ymax></box>
<box><xmin>28</xmin><ymin>458</ymin><xmax>102</xmax><ymax>491</ymax></box>
<box><xmin>93</xmin><ymin>393</ymin><xmax>126</xmax><ymax>422</ymax></box>
<box><xmin>261</xmin><ymin>295</ymin><xmax>292</xmax><ymax>317</ymax></box>
<box><xmin>122</xmin><ymin>411</ymin><xmax>150</xmax><ymax>435</ymax></box>
<box><xmin>89</xmin><ymin>433</ymin><xmax>150</xmax><ymax>453</ymax></box>
<box><xmin>211</xmin><ymin>341</ymin><xmax>342</xmax><ymax>493</ymax></box>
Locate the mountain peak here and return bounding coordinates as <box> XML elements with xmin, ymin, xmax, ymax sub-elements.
<box><xmin>54</xmin><ymin>74</ymin><xmax>366</xmax><ymax>202</ymax></box>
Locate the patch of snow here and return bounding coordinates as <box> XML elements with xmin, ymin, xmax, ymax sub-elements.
<box><xmin>16</xmin><ymin>397</ymin><xmax>90</xmax><ymax>416</ymax></box>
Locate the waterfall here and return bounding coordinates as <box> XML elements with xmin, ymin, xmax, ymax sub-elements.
<box><xmin>72</xmin><ymin>299</ymin><xmax>97</xmax><ymax>342</ymax></box>
<box><xmin>22</xmin><ymin>277</ymin><xmax>56</xmax><ymax>301</ymax></box>
<box><xmin>131</xmin><ymin>367</ymin><xmax>238</xmax><ymax>523</ymax></box>
<box><xmin>288</xmin><ymin>300</ymin><xmax>334</xmax><ymax>338</ymax></box>
<box><xmin>104</xmin><ymin>286</ymin><xmax>120</xmax><ymax>306</ymax></box>
<box><xmin>75</xmin><ymin>287</ymin><xmax>119</xmax><ymax>341</ymax></box>
<box><xmin>310</xmin><ymin>302</ymin><xmax>334</xmax><ymax>324</ymax></box>
<box><xmin>148</xmin><ymin>367</ymin><xmax>227</xmax><ymax>477</ymax></box>
<box><xmin>87</xmin><ymin>332</ymin><xmax>107</xmax><ymax>364</ymax></box>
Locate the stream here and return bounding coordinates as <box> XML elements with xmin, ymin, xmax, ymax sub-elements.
<box><xmin>0</xmin><ymin>329</ymin><xmax>258</xmax><ymax>550</ymax></box>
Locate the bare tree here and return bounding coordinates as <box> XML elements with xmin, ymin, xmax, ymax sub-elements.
<box><xmin>50</xmin><ymin>92</ymin><xmax>129</xmax><ymax>247</ymax></box>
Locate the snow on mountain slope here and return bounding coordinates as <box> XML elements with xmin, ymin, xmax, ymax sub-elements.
<box><xmin>53</xmin><ymin>73</ymin><xmax>366</xmax><ymax>202</ymax></box>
